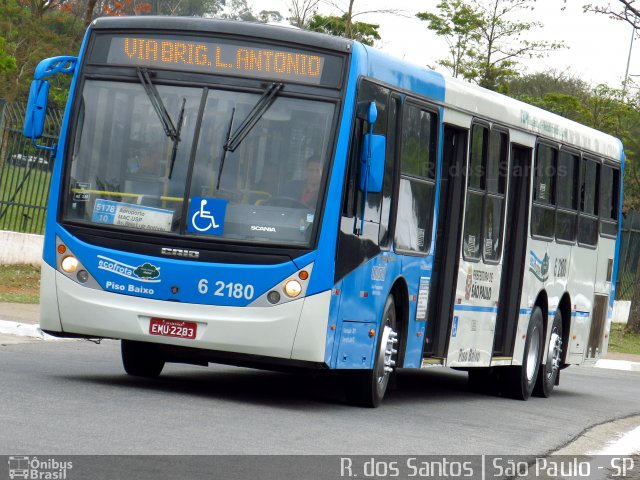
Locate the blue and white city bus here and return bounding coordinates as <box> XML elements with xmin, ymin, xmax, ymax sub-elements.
<box><xmin>24</xmin><ymin>17</ymin><xmax>623</xmax><ymax>407</ymax></box>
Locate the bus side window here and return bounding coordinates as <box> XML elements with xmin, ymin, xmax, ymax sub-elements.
<box><xmin>394</xmin><ymin>102</ymin><xmax>437</xmax><ymax>253</ymax></box>
<box><xmin>462</xmin><ymin>124</ymin><xmax>488</xmax><ymax>260</ymax></box>
<box><xmin>462</xmin><ymin>124</ymin><xmax>507</xmax><ymax>262</ymax></box>
<box><xmin>483</xmin><ymin>130</ymin><xmax>507</xmax><ymax>261</ymax></box>
<box><xmin>578</xmin><ymin>157</ymin><xmax>599</xmax><ymax>246</ymax></box>
<box><xmin>531</xmin><ymin>144</ymin><xmax>557</xmax><ymax>239</ymax></box>
<box><xmin>599</xmin><ymin>164</ymin><xmax>619</xmax><ymax>238</ymax></box>
<box><xmin>556</xmin><ymin>151</ymin><xmax>579</xmax><ymax>242</ymax></box>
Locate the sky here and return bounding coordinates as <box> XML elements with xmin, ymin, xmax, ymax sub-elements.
<box><xmin>252</xmin><ymin>0</ymin><xmax>639</xmax><ymax>89</ymax></box>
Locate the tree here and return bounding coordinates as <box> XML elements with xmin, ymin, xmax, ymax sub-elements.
<box><xmin>584</xmin><ymin>0</ymin><xmax>640</xmax><ymax>29</ymax></box>
<box><xmin>318</xmin><ymin>0</ymin><xmax>400</xmax><ymax>43</ymax></box>
<box><xmin>0</xmin><ymin>0</ymin><xmax>83</xmax><ymax>103</ymax></box>
<box><xmin>218</xmin><ymin>0</ymin><xmax>257</xmax><ymax>21</ymax></box>
<box><xmin>288</xmin><ymin>0</ymin><xmax>320</xmax><ymax>28</ymax></box>
<box><xmin>258</xmin><ymin>10</ymin><xmax>283</xmax><ymax>24</ymax></box>
<box><xmin>419</xmin><ymin>0</ymin><xmax>563</xmax><ymax>91</ymax></box>
<box><xmin>307</xmin><ymin>12</ymin><xmax>380</xmax><ymax>45</ymax></box>
<box><xmin>416</xmin><ymin>0</ymin><xmax>484</xmax><ymax>78</ymax></box>
<box><xmin>584</xmin><ymin>0</ymin><xmax>640</xmax><ymax>333</ymax></box>
<box><xmin>0</xmin><ymin>37</ymin><xmax>17</xmax><ymax>74</ymax></box>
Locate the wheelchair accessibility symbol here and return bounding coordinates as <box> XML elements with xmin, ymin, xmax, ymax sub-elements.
<box><xmin>187</xmin><ymin>197</ymin><xmax>226</xmax><ymax>235</ymax></box>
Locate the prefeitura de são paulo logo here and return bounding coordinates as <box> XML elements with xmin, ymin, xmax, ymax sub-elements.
<box><xmin>8</xmin><ymin>456</ymin><xmax>72</xmax><ymax>480</ymax></box>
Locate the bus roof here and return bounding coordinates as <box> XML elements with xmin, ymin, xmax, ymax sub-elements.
<box><xmin>359</xmin><ymin>44</ymin><xmax>623</xmax><ymax>163</ymax></box>
<box><xmin>90</xmin><ymin>16</ymin><xmax>352</xmax><ymax>54</ymax></box>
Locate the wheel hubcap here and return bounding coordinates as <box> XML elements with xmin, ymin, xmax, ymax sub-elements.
<box><xmin>526</xmin><ymin>324</ymin><xmax>541</xmax><ymax>383</ymax></box>
<box><xmin>375</xmin><ymin>326</ymin><xmax>398</xmax><ymax>396</ymax></box>
<box><xmin>545</xmin><ymin>327</ymin><xmax>563</xmax><ymax>379</ymax></box>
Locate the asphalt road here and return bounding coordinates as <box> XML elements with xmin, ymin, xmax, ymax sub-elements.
<box><xmin>0</xmin><ymin>339</ymin><xmax>638</xmax><ymax>458</ymax></box>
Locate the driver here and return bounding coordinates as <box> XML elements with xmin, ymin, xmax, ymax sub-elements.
<box><xmin>299</xmin><ymin>159</ymin><xmax>322</xmax><ymax>206</ymax></box>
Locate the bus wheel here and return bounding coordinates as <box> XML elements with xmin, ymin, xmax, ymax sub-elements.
<box><xmin>534</xmin><ymin>311</ymin><xmax>563</xmax><ymax>397</ymax></box>
<box><xmin>121</xmin><ymin>340</ymin><xmax>165</xmax><ymax>378</ymax></box>
<box><xmin>345</xmin><ymin>295</ymin><xmax>398</xmax><ymax>408</ymax></box>
<box><xmin>505</xmin><ymin>307</ymin><xmax>543</xmax><ymax>400</ymax></box>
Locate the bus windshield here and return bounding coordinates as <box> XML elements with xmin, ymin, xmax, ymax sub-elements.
<box><xmin>63</xmin><ymin>79</ymin><xmax>335</xmax><ymax>246</ymax></box>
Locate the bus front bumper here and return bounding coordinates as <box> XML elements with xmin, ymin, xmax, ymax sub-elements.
<box><xmin>41</xmin><ymin>262</ymin><xmax>330</xmax><ymax>363</ymax></box>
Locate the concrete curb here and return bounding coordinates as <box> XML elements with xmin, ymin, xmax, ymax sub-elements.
<box><xmin>594</xmin><ymin>359</ymin><xmax>640</xmax><ymax>372</ymax></box>
<box><xmin>0</xmin><ymin>319</ymin><xmax>61</xmax><ymax>341</ymax></box>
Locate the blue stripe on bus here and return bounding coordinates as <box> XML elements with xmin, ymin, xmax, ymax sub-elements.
<box><xmin>518</xmin><ymin>308</ymin><xmax>589</xmax><ymax>318</ymax></box>
<box><xmin>453</xmin><ymin>305</ymin><xmax>498</xmax><ymax>313</ymax></box>
<box><xmin>610</xmin><ymin>143</ymin><xmax>625</xmax><ymax>311</ymax></box>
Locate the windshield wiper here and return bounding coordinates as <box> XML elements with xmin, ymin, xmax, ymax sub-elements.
<box><xmin>217</xmin><ymin>107</ymin><xmax>236</xmax><ymax>190</ymax></box>
<box><xmin>223</xmin><ymin>82</ymin><xmax>283</xmax><ymax>153</ymax></box>
<box><xmin>136</xmin><ymin>68</ymin><xmax>185</xmax><ymax>179</ymax></box>
<box><xmin>168</xmin><ymin>98</ymin><xmax>186</xmax><ymax>179</ymax></box>
<box><xmin>216</xmin><ymin>82</ymin><xmax>283</xmax><ymax>190</ymax></box>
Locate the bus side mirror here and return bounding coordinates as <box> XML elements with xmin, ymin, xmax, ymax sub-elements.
<box><xmin>23</xmin><ymin>79</ymin><xmax>50</xmax><ymax>140</ymax></box>
<box><xmin>359</xmin><ymin>133</ymin><xmax>386</xmax><ymax>193</ymax></box>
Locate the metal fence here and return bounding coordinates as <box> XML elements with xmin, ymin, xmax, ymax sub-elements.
<box><xmin>616</xmin><ymin>210</ymin><xmax>640</xmax><ymax>300</ymax></box>
<box><xmin>0</xmin><ymin>100</ymin><xmax>62</xmax><ymax>234</ymax></box>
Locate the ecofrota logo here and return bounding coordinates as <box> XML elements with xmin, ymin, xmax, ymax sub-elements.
<box><xmin>8</xmin><ymin>456</ymin><xmax>73</xmax><ymax>480</ymax></box>
<box><xmin>97</xmin><ymin>255</ymin><xmax>161</xmax><ymax>283</ymax></box>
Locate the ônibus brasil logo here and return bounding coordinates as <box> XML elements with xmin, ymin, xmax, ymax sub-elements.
<box><xmin>8</xmin><ymin>456</ymin><xmax>73</xmax><ymax>480</ymax></box>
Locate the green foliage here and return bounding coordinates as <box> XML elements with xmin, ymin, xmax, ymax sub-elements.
<box><xmin>0</xmin><ymin>37</ymin><xmax>18</xmax><ymax>73</ymax></box>
<box><xmin>308</xmin><ymin>13</ymin><xmax>380</xmax><ymax>46</ymax></box>
<box><xmin>419</xmin><ymin>0</ymin><xmax>564</xmax><ymax>91</ymax></box>
<box><xmin>0</xmin><ymin>0</ymin><xmax>83</xmax><ymax>105</ymax></box>
<box><xmin>218</xmin><ymin>0</ymin><xmax>258</xmax><ymax>21</ymax></box>
<box><xmin>507</xmin><ymin>71</ymin><xmax>640</xmax><ymax>211</ymax></box>
<box><xmin>416</xmin><ymin>0</ymin><xmax>483</xmax><ymax>78</ymax></box>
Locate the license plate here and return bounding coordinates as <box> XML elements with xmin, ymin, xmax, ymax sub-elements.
<box><xmin>149</xmin><ymin>318</ymin><xmax>197</xmax><ymax>339</ymax></box>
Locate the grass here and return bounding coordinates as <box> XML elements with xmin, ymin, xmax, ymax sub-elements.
<box><xmin>609</xmin><ymin>323</ymin><xmax>640</xmax><ymax>355</ymax></box>
<box><xmin>0</xmin><ymin>264</ymin><xmax>41</xmax><ymax>304</ymax></box>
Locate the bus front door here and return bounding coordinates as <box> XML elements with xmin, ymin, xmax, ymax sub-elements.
<box><xmin>492</xmin><ymin>144</ymin><xmax>532</xmax><ymax>356</ymax></box>
<box><xmin>423</xmin><ymin>125</ymin><xmax>467</xmax><ymax>361</ymax></box>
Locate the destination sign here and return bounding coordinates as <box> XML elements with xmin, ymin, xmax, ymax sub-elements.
<box><xmin>91</xmin><ymin>34</ymin><xmax>342</xmax><ymax>86</ymax></box>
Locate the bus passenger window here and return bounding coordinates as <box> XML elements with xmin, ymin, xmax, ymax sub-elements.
<box><xmin>531</xmin><ymin>144</ymin><xmax>557</xmax><ymax>239</ymax></box>
<box><xmin>394</xmin><ymin>103</ymin><xmax>437</xmax><ymax>253</ymax></box>
<box><xmin>578</xmin><ymin>157</ymin><xmax>599</xmax><ymax>246</ymax></box>
<box><xmin>555</xmin><ymin>151</ymin><xmax>579</xmax><ymax>242</ymax></box>
<box><xmin>462</xmin><ymin>125</ymin><xmax>488</xmax><ymax>260</ymax></box>
<box><xmin>483</xmin><ymin>130</ymin><xmax>507</xmax><ymax>261</ymax></box>
<box><xmin>599</xmin><ymin>164</ymin><xmax>620</xmax><ymax>237</ymax></box>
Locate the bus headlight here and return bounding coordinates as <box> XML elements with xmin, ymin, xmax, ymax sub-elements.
<box><xmin>61</xmin><ymin>255</ymin><xmax>79</xmax><ymax>273</ymax></box>
<box><xmin>283</xmin><ymin>279</ymin><xmax>302</xmax><ymax>298</ymax></box>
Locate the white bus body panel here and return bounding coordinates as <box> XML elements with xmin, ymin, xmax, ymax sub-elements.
<box><xmin>445</xmin><ymin>260</ymin><xmax>502</xmax><ymax>368</ymax></box>
<box><xmin>444</xmin><ymin>76</ymin><xmax>623</xmax><ymax>160</ymax></box>
<box><xmin>51</xmin><ymin>268</ymin><xmax>330</xmax><ymax>363</ymax></box>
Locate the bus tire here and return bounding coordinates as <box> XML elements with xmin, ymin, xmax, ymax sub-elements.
<box><xmin>534</xmin><ymin>311</ymin><xmax>563</xmax><ymax>397</ymax></box>
<box><xmin>505</xmin><ymin>307</ymin><xmax>544</xmax><ymax>400</ymax></box>
<box><xmin>121</xmin><ymin>340</ymin><xmax>165</xmax><ymax>378</ymax></box>
<box><xmin>345</xmin><ymin>295</ymin><xmax>398</xmax><ymax>408</ymax></box>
